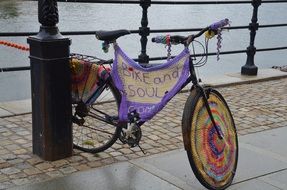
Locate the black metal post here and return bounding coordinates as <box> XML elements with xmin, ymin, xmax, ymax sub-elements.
<box><xmin>27</xmin><ymin>0</ymin><xmax>72</xmax><ymax>161</ymax></box>
<box><xmin>241</xmin><ymin>0</ymin><xmax>261</xmax><ymax>75</ymax></box>
<box><xmin>138</xmin><ymin>0</ymin><xmax>151</xmax><ymax>64</ymax></box>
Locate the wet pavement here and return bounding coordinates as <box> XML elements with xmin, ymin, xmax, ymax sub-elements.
<box><xmin>0</xmin><ymin>69</ymin><xmax>286</xmax><ymax>189</ymax></box>
<box><xmin>9</xmin><ymin>126</ymin><xmax>287</xmax><ymax>190</ymax></box>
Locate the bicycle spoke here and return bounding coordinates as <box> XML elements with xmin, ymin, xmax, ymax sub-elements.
<box><xmin>81</xmin><ymin>124</ymin><xmax>115</xmax><ymax>136</ymax></box>
<box><xmin>72</xmin><ymin>78</ymin><xmax>124</xmax><ymax>153</ymax></box>
<box><xmin>87</xmin><ymin>112</ymin><xmax>118</xmax><ymax>127</ymax></box>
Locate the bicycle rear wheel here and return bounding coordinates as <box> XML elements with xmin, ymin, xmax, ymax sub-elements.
<box><xmin>182</xmin><ymin>88</ymin><xmax>238</xmax><ymax>190</ymax></box>
<box><xmin>72</xmin><ymin>79</ymin><xmax>124</xmax><ymax>153</ymax></box>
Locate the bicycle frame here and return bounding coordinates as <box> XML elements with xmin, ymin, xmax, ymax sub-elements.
<box><xmin>127</xmin><ymin>53</ymin><xmax>223</xmax><ymax>139</ymax></box>
<box><xmin>75</xmin><ymin>45</ymin><xmax>223</xmax><ymax>139</ymax></box>
<box><xmin>79</xmin><ymin>22</ymin><xmax>230</xmax><ymax>135</ymax></box>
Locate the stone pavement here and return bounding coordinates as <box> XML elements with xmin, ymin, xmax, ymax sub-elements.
<box><xmin>0</xmin><ymin>70</ymin><xmax>286</xmax><ymax>189</ymax></box>
<box><xmin>10</xmin><ymin>126</ymin><xmax>287</xmax><ymax>190</ymax></box>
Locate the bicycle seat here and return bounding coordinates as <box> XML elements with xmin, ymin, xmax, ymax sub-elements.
<box><xmin>95</xmin><ymin>30</ymin><xmax>131</xmax><ymax>42</ymax></box>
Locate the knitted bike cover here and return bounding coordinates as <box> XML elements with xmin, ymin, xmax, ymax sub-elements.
<box><xmin>70</xmin><ymin>58</ymin><xmax>110</xmax><ymax>104</ymax></box>
<box><xmin>112</xmin><ymin>45</ymin><xmax>190</xmax><ymax>122</ymax></box>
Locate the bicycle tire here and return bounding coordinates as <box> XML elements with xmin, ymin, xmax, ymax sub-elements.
<box><xmin>182</xmin><ymin>88</ymin><xmax>238</xmax><ymax>190</ymax></box>
<box><xmin>73</xmin><ymin>79</ymin><xmax>124</xmax><ymax>153</ymax></box>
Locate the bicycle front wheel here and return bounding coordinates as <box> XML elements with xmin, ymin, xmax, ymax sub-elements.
<box><xmin>73</xmin><ymin>79</ymin><xmax>124</xmax><ymax>153</ymax></box>
<box><xmin>182</xmin><ymin>88</ymin><xmax>238</xmax><ymax>190</ymax></box>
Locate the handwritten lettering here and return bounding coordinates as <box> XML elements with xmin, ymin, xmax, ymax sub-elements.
<box><xmin>122</xmin><ymin>61</ymin><xmax>131</xmax><ymax>77</ymax></box>
<box><xmin>129</xmin><ymin>105</ymin><xmax>156</xmax><ymax>115</ymax></box>
<box><xmin>153</xmin><ymin>66</ymin><xmax>179</xmax><ymax>84</ymax></box>
<box><xmin>120</xmin><ymin>60</ymin><xmax>183</xmax><ymax>100</ymax></box>
<box><xmin>127</xmin><ymin>85</ymin><xmax>136</xmax><ymax>97</ymax></box>
<box><xmin>121</xmin><ymin>62</ymin><xmax>149</xmax><ymax>84</ymax></box>
<box><xmin>121</xmin><ymin>61</ymin><xmax>180</xmax><ymax>86</ymax></box>
<box><xmin>127</xmin><ymin>85</ymin><xmax>163</xmax><ymax>98</ymax></box>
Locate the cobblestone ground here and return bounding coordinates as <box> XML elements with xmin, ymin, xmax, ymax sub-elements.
<box><xmin>0</xmin><ymin>78</ymin><xmax>286</xmax><ymax>189</ymax></box>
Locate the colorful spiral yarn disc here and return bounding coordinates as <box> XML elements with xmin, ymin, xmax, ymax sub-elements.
<box><xmin>190</xmin><ymin>93</ymin><xmax>237</xmax><ymax>187</ymax></box>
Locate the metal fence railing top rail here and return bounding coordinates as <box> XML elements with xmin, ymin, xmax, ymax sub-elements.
<box><xmin>1</xmin><ymin>0</ymin><xmax>287</xmax><ymax>75</ymax></box>
<box><xmin>1</xmin><ymin>23</ymin><xmax>287</xmax><ymax>37</ymax></box>
<box><xmin>53</xmin><ymin>0</ymin><xmax>287</xmax><ymax>4</ymax></box>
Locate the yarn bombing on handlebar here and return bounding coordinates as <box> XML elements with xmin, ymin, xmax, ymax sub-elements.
<box><xmin>210</xmin><ymin>18</ymin><xmax>230</xmax><ymax>61</ymax></box>
<box><xmin>112</xmin><ymin>44</ymin><xmax>190</xmax><ymax>122</ymax></box>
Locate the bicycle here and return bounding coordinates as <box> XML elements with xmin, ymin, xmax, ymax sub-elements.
<box><xmin>70</xmin><ymin>19</ymin><xmax>238</xmax><ymax>190</ymax></box>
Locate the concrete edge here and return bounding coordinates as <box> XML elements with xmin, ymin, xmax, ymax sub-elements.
<box><xmin>181</xmin><ymin>68</ymin><xmax>287</xmax><ymax>91</ymax></box>
<box><xmin>205</xmin><ymin>74</ymin><xmax>287</xmax><ymax>88</ymax></box>
<box><xmin>0</xmin><ymin>99</ymin><xmax>32</xmax><ymax>118</ymax></box>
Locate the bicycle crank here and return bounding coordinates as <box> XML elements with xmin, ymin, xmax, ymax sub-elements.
<box><xmin>119</xmin><ymin>124</ymin><xmax>143</xmax><ymax>149</ymax></box>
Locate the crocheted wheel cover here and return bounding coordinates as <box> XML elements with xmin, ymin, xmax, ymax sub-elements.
<box><xmin>190</xmin><ymin>93</ymin><xmax>237</xmax><ymax>188</ymax></box>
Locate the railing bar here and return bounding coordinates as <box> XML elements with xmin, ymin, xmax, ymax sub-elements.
<box><xmin>259</xmin><ymin>24</ymin><xmax>287</xmax><ymax>28</ymax></box>
<box><xmin>261</xmin><ymin>0</ymin><xmax>287</xmax><ymax>2</ymax></box>
<box><xmin>256</xmin><ymin>46</ymin><xmax>287</xmax><ymax>51</ymax></box>
<box><xmin>147</xmin><ymin>50</ymin><xmax>247</xmax><ymax>61</ymax></box>
<box><xmin>58</xmin><ymin>0</ymin><xmax>141</xmax><ymax>4</ymax></box>
<box><xmin>0</xmin><ymin>66</ymin><xmax>30</xmax><ymax>72</ymax></box>
<box><xmin>148</xmin><ymin>1</ymin><xmax>252</xmax><ymax>4</ymax></box>
<box><xmin>2</xmin><ymin>23</ymin><xmax>287</xmax><ymax>37</ymax></box>
<box><xmin>56</xmin><ymin>0</ymin><xmax>253</xmax><ymax>4</ymax></box>
<box><xmin>149</xmin><ymin>26</ymin><xmax>251</xmax><ymax>33</ymax></box>
<box><xmin>0</xmin><ymin>32</ymin><xmax>38</xmax><ymax>37</ymax></box>
<box><xmin>56</xmin><ymin>0</ymin><xmax>287</xmax><ymax>4</ymax></box>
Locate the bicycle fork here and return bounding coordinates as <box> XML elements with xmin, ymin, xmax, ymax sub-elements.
<box><xmin>189</xmin><ymin>58</ymin><xmax>223</xmax><ymax>139</ymax></box>
<box><xmin>197</xmin><ymin>86</ymin><xmax>224</xmax><ymax>139</ymax></box>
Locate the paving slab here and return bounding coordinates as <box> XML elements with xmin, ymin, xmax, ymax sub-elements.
<box><xmin>9</xmin><ymin>162</ymin><xmax>181</xmax><ymax>190</ymax></box>
<box><xmin>235</xmin><ymin>143</ymin><xmax>287</xmax><ymax>182</ymax></box>
<box><xmin>204</xmin><ymin>68</ymin><xmax>287</xmax><ymax>87</ymax></box>
<box><xmin>227</xmin><ymin>68</ymin><xmax>287</xmax><ymax>79</ymax></box>
<box><xmin>0</xmin><ymin>107</ymin><xmax>12</xmax><ymax>117</ymax></box>
<box><xmin>239</xmin><ymin>126</ymin><xmax>287</xmax><ymax>159</ymax></box>
<box><xmin>258</xmin><ymin>169</ymin><xmax>287</xmax><ymax>189</ymax></box>
<box><xmin>0</xmin><ymin>99</ymin><xmax>31</xmax><ymax>116</ymax></box>
<box><xmin>130</xmin><ymin>149</ymin><xmax>204</xmax><ymax>190</ymax></box>
<box><xmin>228</xmin><ymin>179</ymin><xmax>281</xmax><ymax>190</ymax></box>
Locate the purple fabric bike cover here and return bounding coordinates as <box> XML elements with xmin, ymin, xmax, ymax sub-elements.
<box><xmin>112</xmin><ymin>44</ymin><xmax>190</xmax><ymax>122</ymax></box>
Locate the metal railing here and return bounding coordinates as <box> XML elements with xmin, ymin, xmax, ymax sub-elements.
<box><xmin>1</xmin><ymin>0</ymin><xmax>287</xmax><ymax>74</ymax></box>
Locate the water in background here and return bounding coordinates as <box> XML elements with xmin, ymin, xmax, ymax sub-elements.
<box><xmin>0</xmin><ymin>0</ymin><xmax>287</xmax><ymax>101</ymax></box>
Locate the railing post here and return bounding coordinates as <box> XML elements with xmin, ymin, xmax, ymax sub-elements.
<box><xmin>241</xmin><ymin>0</ymin><xmax>261</xmax><ymax>75</ymax></box>
<box><xmin>27</xmin><ymin>0</ymin><xmax>72</xmax><ymax>161</ymax></box>
<box><xmin>138</xmin><ymin>0</ymin><xmax>151</xmax><ymax>64</ymax></box>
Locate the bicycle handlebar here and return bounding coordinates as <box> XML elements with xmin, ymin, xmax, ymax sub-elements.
<box><xmin>151</xmin><ymin>18</ymin><xmax>230</xmax><ymax>45</ymax></box>
<box><xmin>151</xmin><ymin>35</ymin><xmax>186</xmax><ymax>45</ymax></box>
<box><xmin>209</xmin><ymin>18</ymin><xmax>230</xmax><ymax>31</ymax></box>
